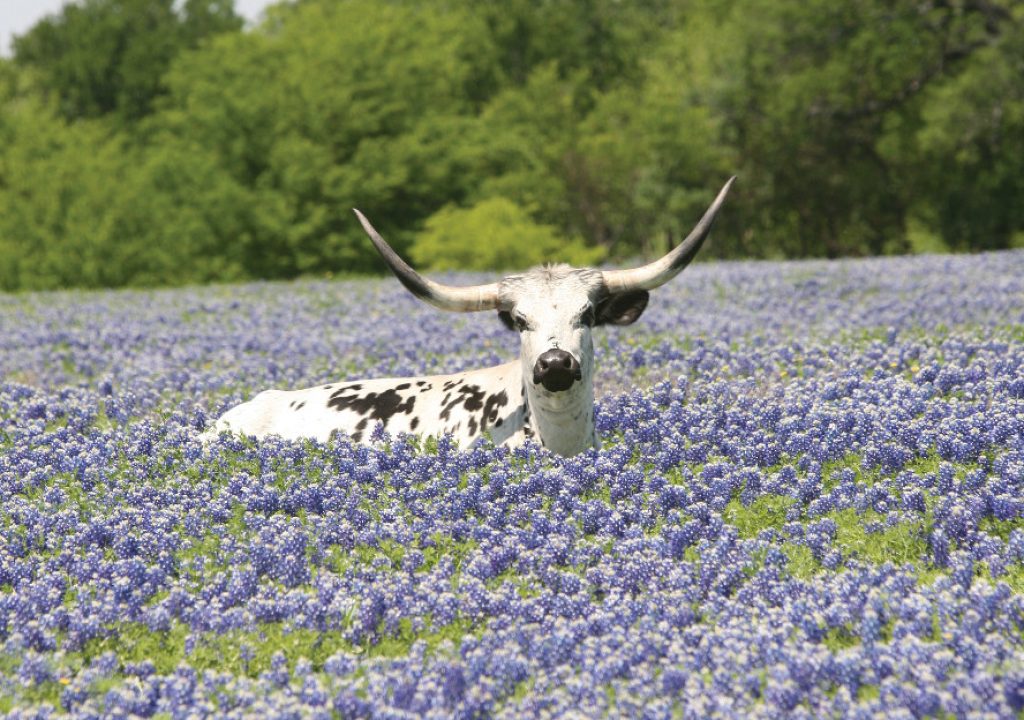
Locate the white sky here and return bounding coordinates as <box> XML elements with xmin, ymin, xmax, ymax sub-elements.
<box><xmin>0</xmin><ymin>0</ymin><xmax>278</xmax><ymax>57</ymax></box>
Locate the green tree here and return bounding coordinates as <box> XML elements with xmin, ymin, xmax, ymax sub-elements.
<box><xmin>155</xmin><ymin>0</ymin><xmax>504</xmax><ymax>276</ymax></box>
<box><xmin>711</xmin><ymin>0</ymin><xmax>1017</xmax><ymax>257</ymax></box>
<box><xmin>883</xmin><ymin>11</ymin><xmax>1024</xmax><ymax>252</ymax></box>
<box><xmin>92</xmin><ymin>139</ymin><xmax>264</xmax><ymax>286</ymax></box>
<box><xmin>471</xmin><ymin>64</ymin><xmax>590</xmax><ymax>237</ymax></box>
<box><xmin>0</xmin><ymin>72</ymin><xmax>122</xmax><ymax>289</ymax></box>
<box><xmin>3</xmin><ymin>0</ymin><xmax>1022</xmax><ymax>292</ymax></box>
<box><xmin>465</xmin><ymin>0</ymin><xmax>670</xmax><ymax>90</ymax></box>
<box><xmin>572</xmin><ymin>23</ymin><xmax>736</xmax><ymax>259</ymax></box>
<box><xmin>410</xmin><ymin>197</ymin><xmax>604</xmax><ymax>271</ymax></box>
<box><xmin>13</xmin><ymin>0</ymin><xmax>241</xmax><ymax>123</ymax></box>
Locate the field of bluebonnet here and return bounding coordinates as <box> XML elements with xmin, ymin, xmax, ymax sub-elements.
<box><xmin>3</xmin><ymin>251</ymin><xmax>1024</xmax><ymax>718</ymax></box>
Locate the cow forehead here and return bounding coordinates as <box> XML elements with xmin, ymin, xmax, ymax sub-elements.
<box><xmin>498</xmin><ymin>265</ymin><xmax>605</xmax><ymax>311</ymax></box>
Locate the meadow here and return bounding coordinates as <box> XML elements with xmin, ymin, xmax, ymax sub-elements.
<box><xmin>2</xmin><ymin>250</ymin><xmax>1024</xmax><ymax>718</ymax></box>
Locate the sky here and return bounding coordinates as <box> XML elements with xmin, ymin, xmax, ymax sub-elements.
<box><xmin>0</xmin><ymin>0</ymin><xmax>278</xmax><ymax>57</ymax></box>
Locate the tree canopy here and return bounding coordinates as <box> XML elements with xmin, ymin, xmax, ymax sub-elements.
<box><xmin>1</xmin><ymin>0</ymin><xmax>1021</xmax><ymax>290</ymax></box>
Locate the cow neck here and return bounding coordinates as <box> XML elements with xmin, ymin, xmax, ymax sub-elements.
<box><xmin>523</xmin><ymin>372</ymin><xmax>595</xmax><ymax>456</ymax></box>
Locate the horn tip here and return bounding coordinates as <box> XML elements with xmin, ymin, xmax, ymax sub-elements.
<box><xmin>712</xmin><ymin>176</ymin><xmax>738</xmax><ymax>206</ymax></box>
<box><xmin>353</xmin><ymin>209</ymin><xmax>379</xmax><ymax>238</ymax></box>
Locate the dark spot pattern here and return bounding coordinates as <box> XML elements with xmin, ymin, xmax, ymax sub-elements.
<box><xmin>521</xmin><ymin>404</ymin><xmax>534</xmax><ymax>438</ymax></box>
<box><xmin>481</xmin><ymin>390</ymin><xmax>508</xmax><ymax>427</ymax></box>
<box><xmin>440</xmin><ymin>384</ymin><xmax>485</xmax><ymax>421</ymax></box>
<box><xmin>295</xmin><ymin>402</ymin><xmax>305</xmax><ymax>411</ymax></box>
<box><xmin>328</xmin><ymin>387</ymin><xmax>416</xmax><ymax>427</ymax></box>
<box><xmin>462</xmin><ymin>385</ymin><xmax>485</xmax><ymax>412</ymax></box>
<box><xmin>346</xmin><ymin>416</ymin><xmax>370</xmax><ymax>444</ymax></box>
<box><xmin>327</xmin><ymin>376</ymin><xmax>528</xmax><ymax>445</ymax></box>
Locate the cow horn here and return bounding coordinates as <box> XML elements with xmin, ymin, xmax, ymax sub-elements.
<box><xmin>354</xmin><ymin>209</ymin><xmax>501</xmax><ymax>312</ymax></box>
<box><xmin>602</xmin><ymin>177</ymin><xmax>735</xmax><ymax>293</ymax></box>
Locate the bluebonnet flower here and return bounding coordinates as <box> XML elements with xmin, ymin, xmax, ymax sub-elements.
<box><xmin>3</xmin><ymin>252</ymin><xmax>1024</xmax><ymax>715</ymax></box>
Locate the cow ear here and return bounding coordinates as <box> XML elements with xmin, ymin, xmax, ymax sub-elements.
<box><xmin>596</xmin><ymin>290</ymin><xmax>649</xmax><ymax>326</ymax></box>
<box><xmin>498</xmin><ymin>310</ymin><xmax>516</xmax><ymax>331</ymax></box>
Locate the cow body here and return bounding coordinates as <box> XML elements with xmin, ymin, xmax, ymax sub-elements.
<box><xmin>210</xmin><ymin>362</ymin><xmax>548</xmax><ymax>449</ymax></box>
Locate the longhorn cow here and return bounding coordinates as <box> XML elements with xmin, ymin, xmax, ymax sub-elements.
<box><xmin>208</xmin><ymin>178</ymin><xmax>734</xmax><ymax>456</ymax></box>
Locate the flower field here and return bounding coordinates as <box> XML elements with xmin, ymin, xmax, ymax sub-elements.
<box><xmin>3</xmin><ymin>251</ymin><xmax>1024</xmax><ymax>718</ymax></box>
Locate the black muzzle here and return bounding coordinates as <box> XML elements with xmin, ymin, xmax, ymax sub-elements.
<box><xmin>533</xmin><ymin>349</ymin><xmax>582</xmax><ymax>392</ymax></box>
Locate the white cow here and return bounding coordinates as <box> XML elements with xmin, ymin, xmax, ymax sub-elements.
<box><xmin>208</xmin><ymin>178</ymin><xmax>734</xmax><ymax>456</ymax></box>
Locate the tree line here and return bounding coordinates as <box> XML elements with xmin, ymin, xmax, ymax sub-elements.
<box><xmin>1</xmin><ymin>0</ymin><xmax>1021</xmax><ymax>291</ymax></box>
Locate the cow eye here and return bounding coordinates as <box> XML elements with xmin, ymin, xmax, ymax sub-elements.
<box><xmin>580</xmin><ymin>304</ymin><xmax>596</xmax><ymax>327</ymax></box>
<box><xmin>513</xmin><ymin>313</ymin><xmax>529</xmax><ymax>332</ymax></box>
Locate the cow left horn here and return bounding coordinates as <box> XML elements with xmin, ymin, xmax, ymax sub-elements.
<box><xmin>354</xmin><ymin>209</ymin><xmax>501</xmax><ymax>312</ymax></box>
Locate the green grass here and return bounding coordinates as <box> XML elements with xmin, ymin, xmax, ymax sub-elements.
<box><xmin>0</xmin><ymin>613</ymin><xmax>482</xmax><ymax>707</ymax></box>
<box><xmin>857</xmin><ymin>684</ymin><xmax>881</xmax><ymax>702</ymax></box>
<box><xmin>829</xmin><ymin>508</ymin><xmax>929</xmax><ymax>566</ymax></box>
<box><xmin>822</xmin><ymin>626</ymin><xmax>860</xmax><ymax>652</ymax></box>
<box><xmin>979</xmin><ymin>517</ymin><xmax>1018</xmax><ymax>542</ymax></box>
<box><xmin>975</xmin><ymin>561</ymin><xmax>1024</xmax><ymax>595</ymax></box>
<box><xmin>781</xmin><ymin>543</ymin><xmax>821</xmax><ymax>579</ymax></box>
<box><xmin>725</xmin><ymin>494</ymin><xmax>794</xmax><ymax>539</ymax></box>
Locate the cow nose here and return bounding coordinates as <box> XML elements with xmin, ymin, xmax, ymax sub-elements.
<box><xmin>533</xmin><ymin>349</ymin><xmax>582</xmax><ymax>392</ymax></box>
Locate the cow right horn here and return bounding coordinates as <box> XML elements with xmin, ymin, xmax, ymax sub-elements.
<box><xmin>602</xmin><ymin>176</ymin><xmax>735</xmax><ymax>293</ymax></box>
